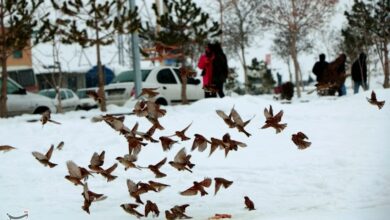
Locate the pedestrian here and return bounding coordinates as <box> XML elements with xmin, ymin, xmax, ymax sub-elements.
<box><xmin>210</xmin><ymin>41</ymin><xmax>228</xmax><ymax>98</ymax></box>
<box><xmin>197</xmin><ymin>43</ymin><xmax>216</xmax><ymax>98</ymax></box>
<box><xmin>351</xmin><ymin>52</ymin><xmax>368</xmax><ymax>94</ymax></box>
<box><xmin>312</xmin><ymin>54</ymin><xmax>329</xmax><ymax>83</ymax></box>
<box><xmin>336</xmin><ymin>53</ymin><xmax>347</xmax><ymax>96</ymax></box>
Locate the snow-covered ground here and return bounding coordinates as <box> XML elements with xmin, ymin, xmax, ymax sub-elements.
<box><xmin>1</xmin><ymin>86</ymin><xmax>390</xmax><ymax>220</ymax></box>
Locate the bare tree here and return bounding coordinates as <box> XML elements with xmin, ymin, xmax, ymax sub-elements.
<box><xmin>259</xmin><ymin>0</ymin><xmax>338</xmax><ymax>98</ymax></box>
<box><xmin>222</xmin><ymin>0</ymin><xmax>262</xmax><ymax>93</ymax></box>
<box><xmin>0</xmin><ymin>0</ymin><xmax>46</xmax><ymax>117</ymax></box>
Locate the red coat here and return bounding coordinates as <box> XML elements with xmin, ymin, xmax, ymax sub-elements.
<box><xmin>197</xmin><ymin>54</ymin><xmax>213</xmax><ymax>87</ymax></box>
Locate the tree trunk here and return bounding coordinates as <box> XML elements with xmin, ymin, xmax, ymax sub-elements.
<box><xmin>290</xmin><ymin>37</ymin><xmax>301</xmax><ymax>98</ymax></box>
<box><xmin>96</xmin><ymin>33</ymin><xmax>107</xmax><ymax>111</ymax></box>
<box><xmin>241</xmin><ymin>44</ymin><xmax>248</xmax><ymax>93</ymax></box>
<box><xmin>180</xmin><ymin>61</ymin><xmax>189</xmax><ymax>105</ymax></box>
<box><xmin>383</xmin><ymin>40</ymin><xmax>389</xmax><ymax>88</ymax></box>
<box><xmin>0</xmin><ymin>1</ymin><xmax>8</xmax><ymax>118</ymax></box>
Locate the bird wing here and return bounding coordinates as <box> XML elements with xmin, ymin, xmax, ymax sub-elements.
<box><xmin>67</xmin><ymin>160</ymin><xmax>82</xmax><ymax>178</ymax></box>
<box><xmin>180</xmin><ymin>186</ymin><xmax>198</xmax><ymax>196</ymax></box>
<box><xmin>127</xmin><ymin>179</ymin><xmax>137</xmax><ymax>193</ymax></box>
<box><xmin>174</xmin><ymin>147</ymin><xmax>187</xmax><ymax>163</ymax></box>
<box><xmin>32</xmin><ymin>151</ymin><xmax>46</xmax><ymax>160</ymax></box>
<box><xmin>45</xmin><ymin>145</ymin><xmax>55</xmax><ymax>160</ymax></box>
<box><xmin>231</xmin><ymin>108</ymin><xmax>244</xmax><ymax>125</ymax></box>
<box><xmin>155</xmin><ymin>157</ymin><xmax>167</xmax><ymax>168</ymax></box>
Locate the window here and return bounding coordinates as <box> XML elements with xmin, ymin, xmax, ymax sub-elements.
<box><xmin>111</xmin><ymin>69</ymin><xmax>151</xmax><ymax>83</ymax></box>
<box><xmin>0</xmin><ymin>78</ymin><xmax>21</xmax><ymax>94</ymax></box>
<box><xmin>13</xmin><ymin>50</ymin><xmax>23</xmax><ymax>59</ymax></box>
<box><xmin>60</xmin><ymin>91</ymin><xmax>67</xmax><ymax>100</ymax></box>
<box><xmin>66</xmin><ymin>90</ymin><xmax>74</xmax><ymax>99</ymax></box>
<box><xmin>173</xmin><ymin>69</ymin><xmax>199</xmax><ymax>85</ymax></box>
<box><xmin>157</xmin><ymin>69</ymin><xmax>177</xmax><ymax>84</ymax></box>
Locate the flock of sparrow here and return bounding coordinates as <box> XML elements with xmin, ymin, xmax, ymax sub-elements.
<box><xmin>0</xmin><ymin>89</ymin><xmax>385</xmax><ymax>219</ymax></box>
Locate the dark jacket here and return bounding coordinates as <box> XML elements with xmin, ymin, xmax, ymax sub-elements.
<box><xmin>212</xmin><ymin>53</ymin><xmax>228</xmax><ymax>84</ymax></box>
<box><xmin>312</xmin><ymin>55</ymin><xmax>328</xmax><ymax>83</ymax></box>
<box><xmin>351</xmin><ymin>53</ymin><xmax>367</xmax><ymax>83</ymax></box>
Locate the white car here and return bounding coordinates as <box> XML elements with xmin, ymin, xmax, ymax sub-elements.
<box><xmin>0</xmin><ymin>76</ymin><xmax>56</xmax><ymax>116</ymax></box>
<box><xmin>76</xmin><ymin>87</ymin><xmax>99</xmax><ymax>110</ymax></box>
<box><xmin>105</xmin><ymin>66</ymin><xmax>204</xmax><ymax>106</ymax></box>
<box><xmin>39</xmin><ymin>88</ymin><xmax>81</xmax><ymax>112</ymax></box>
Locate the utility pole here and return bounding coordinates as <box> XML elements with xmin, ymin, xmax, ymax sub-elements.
<box><xmin>129</xmin><ymin>0</ymin><xmax>142</xmax><ymax>97</ymax></box>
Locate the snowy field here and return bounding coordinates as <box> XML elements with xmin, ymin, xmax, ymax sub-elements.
<box><xmin>1</xmin><ymin>86</ymin><xmax>390</xmax><ymax>220</ymax></box>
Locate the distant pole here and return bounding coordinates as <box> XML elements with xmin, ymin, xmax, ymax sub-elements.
<box><xmin>129</xmin><ymin>0</ymin><xmax>142</xmax><ymax>97</ymax></box>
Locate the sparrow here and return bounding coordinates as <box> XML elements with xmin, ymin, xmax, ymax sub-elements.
<box><xmin>139</xmin><ymin>87</ymin><xmax>159</xmax><ymax>99</ymax></box>
<box><xmin>230</xmin><ymin>107</ymin><xmax>253</xmax><ymax>137</ymax></box>
<box><xmin>146</xmin><ymin>157</ymin><xmax>167</xmax><ymax>178</ymax></box>
<box><xmin>261</xmin><ymin>105</ymin><xmax>287</xmax><ymax>133</ymax></box>
<box><xmin>367</xmin><ymin>90</ymin><xmax>385</xmax><ymax>109</ymax></box>
<box><xmin>180</xmin><ymin>178</ymin><xmax>212</xmax><ymax>196</ymax></box>
<box><xmin>100</xmin><ymin>163</ymin><xmax>118</xmax><ymax>182</ymax></box>
<box><xmin>40</xmin><ymin>110</ymin><xmax>61</xmax><ymax>126</ymax></box>
<box><xmin>133</xmin><ymin>100</ymin><xmax>148</xmax><ymax>117</ymax></box>
<box><xmin>148</xmin><ymin>180</ymin><xmax>170</xmax><ymax>192</ymax></box>
<box><xmin>172</xmin><ymin>122</ymin><xmax>192</xmax><ymax>141</ymax></box>
<box><xmin>101</xmin><ymin>114</ymin><xmax>130</xmax><ymax>134</ymax></box>
<box><xmin>126</xmin><ymin>135</ymin><xmax>147</xmax><ymax>155</ymax></box>
<box><xmin>56</xmin><ymin>141</ymin><xmax>64</xmax><ymax>150</ymax></box>
<box><xmin>127</xmin><ymin>179</ymin><xmax>155</xmax><ymax>204</ymax></box>
<box><xmin>88</xmin><ymin>150</ymin><xmax>105</xmax><ymax>173</ymax></box>
<box><xmin>120</xmin><ymin>203</ymin><xmax>144</xmax><ymax>219</ymax></box>
<box><xmin>81</xmin><ymin>182</ymin><xmax>107</xmax><ymax>214</ymax></box>
<box><xmin>214</xmin><ymin>177</ymin><xmax>233</xmax><ymax>195</ymax></box>
<box><xmin>170</xmin><ymin>204</ymin><xmax>192</xmax><ymax>219</ymax></box>
<box><xmin>169</xmin><ymin>147</ymin><xmax>195</xmax><ymax>173</ymax></box>
<box><xmin>65</xmin><ymin>160</ymin><xmax>93</xmax><ymax>186</ymax></box>
<box><xmin>0</xmin><ymin>145</ymin><xmax>16</xmax><ymax>153</ymax></box>
<box><xmin>221</xmin><ymin>133</ymin><xmax>247</xmax><ymax>157</ymax></box>
<box><xmin>136</xmin><ymin>124</ymin><xmax>159</xmax><ymax>143</ymax></box>
<box><xmin>216</xmin><ymin>108</ymin><xmax>235</xmax><ymax>128</ymax></box>
<box><xmin>146</xmin><ymin>100</ymin><xmax>167</xmax><ymax>119</ymax></box>
<box><xmin>116</xmin><ymin>153</ymin><xmax>140</xmax><ymax>170</ymax></box>
<box><xmin>144</xmin><ymin>200</ymin><xmax>160</xmax><ymax>217</ymax></box>
<box><xmin>86</xmin><ymin>90</ymin><xmax>102</xmax><ymax>103</ymax></box>
<box><xmin>32</xmin><ymin>145</ymin><xmax>57</xmax><ymax>168</ymax></box>
<box><xmin>146</xmin><ymin>115</ymin><xmax>165</xmax><ymax>130</ymax></box>
<box><xmin>209</xmin><ymin>137</ymin><xmax>227</xmax><ymax>157</ymax></box>
<box><xmin>165</xmin><ymin>210</ymin><xmax>178</xmax><ymax>220</ymax></box>
<box><xmin>291</xmin><ymin>132</ymin><xmax>311</xmax><ymax>150</ymax></box>
<box><xmin>159</xmin><ymin>136</ymin><xmax>178</xmax><ymax>151</ymax></box>
<box><xmin>191</xmin><ymin>134</ymin><xmax>211</xmax><ymax>152</ymax></box>
<box><xmin>244</xmin><ymin>196</ymin><xmax>255</xmax><ymax>211</ymax></box>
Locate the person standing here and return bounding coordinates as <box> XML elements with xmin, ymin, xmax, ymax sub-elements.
<box><xmin>351</xmin><ymin>52</ymin><xmax>368</xmax><ymax>94</ymax></box>
<box><xmin>336</xmin><ymin>54</ymin><xmax>347</xmax><ymax>96</ymax></box>
<box><xmin>197</xmin><ymin>43</ymin><xmax>216</xmax><ymax>98</ymax></box>
<box><xmin>211</xmin><ymin>41</ymin><xmax>228</xmax><ymax>98</ymax></box>
<box><xmin>312</xmin><ymin>54</ymin><xmax>329</xmax><ymax>83</ymax></box>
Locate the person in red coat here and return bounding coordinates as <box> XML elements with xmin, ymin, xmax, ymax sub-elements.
<box><xmin>197</xmin><ymin>43</ymin><xmax>216</xmax><ymax>98</ymax></box>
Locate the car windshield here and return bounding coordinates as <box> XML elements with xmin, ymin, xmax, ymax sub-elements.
<box><xmin>39</xmin><ymin>90</ymin><xmax>56</xmax><ymax>99</ymax></box>
<box><xmin>77</xmin><ymin>90</ymin><xmax>87</xmax><ymax>98</ymax></box>
<box><xmin>111</xmin><ymin>69</ymin><xmax>152</xmax><ymax>83</ymax></box>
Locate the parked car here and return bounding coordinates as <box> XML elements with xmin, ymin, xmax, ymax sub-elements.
<box><xmin>76</xmin><ymin>87</ymin><xmax>99</xmax><ymax>110</ymax></box>
<box><xmin>0</xmin><ymin>76</ymin><xmax>56</xmax><ymax>116</ymax></box>
<box><xmin>39</xmin><ymin>88</ymin><xmax>81</xmax><ymax>112</ymax></box>
<box><xmin>105</xmin><ymin>66</ymin><xmax>204</xmax><ymax>106</ymax></box>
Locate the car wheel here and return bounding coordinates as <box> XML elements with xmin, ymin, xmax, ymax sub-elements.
<box><xmin>155</xmin><ymin>98</ymin><xmax>168</xmax><ymax>106</ymax></box>
<box><xmin>33</xmin><ymin>106</ymin><xmax>50</xmax><ymax>114</ymax></box>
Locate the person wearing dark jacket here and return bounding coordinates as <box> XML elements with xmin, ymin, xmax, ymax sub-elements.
<box><xmin>211</xmin><ymin>42</ymin><xmax>228</xmax><ymax>98</ymax></box>
<box><xmin>351</xmin><ymin>52</ymin><xmax>368</xmax><ymax>94</ymax></box>
<box><xmin>312</xmin><ymin>54</ymin><xmax>328</xmax><ymax>83</ymax></box>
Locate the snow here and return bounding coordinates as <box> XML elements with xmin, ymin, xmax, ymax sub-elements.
<box><xmin>1</xmin><ymin>85</ymin><xmax>390</xmax><ymax>219</ymax></box>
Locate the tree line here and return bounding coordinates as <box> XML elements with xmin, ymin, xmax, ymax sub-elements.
<box><xmin>0</xmin><ymin>0</ymin><xmax>388</xmax><ymax>117</ymax></box>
